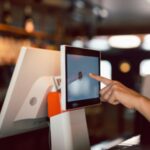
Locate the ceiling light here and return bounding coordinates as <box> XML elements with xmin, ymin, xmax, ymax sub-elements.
<box><xmin>140</xmin><ymin>60</ymin><xmax>150</xmax><ymax>76</ymax></box>
<box><xmin>109</xmin><ymin>35</ymin><xmax>141</xmax><ymax>49</ymax></box>
<box><xmin>87</xmin><ymin>36</ymin><xmax>110</xmax><ymax>51</ymax></box>
<box><xmin>24</xmin><ymin>5</ymin><xmax>35</xmax><ymax>33</ymax></box>
<box><xmin>99</xmin><ymin>9</ymin><xmax>109</xmax><ymax>18</ymax></box>
<box><xmin>75</xmin><ymin>0</ymin><xmax>85</xmax><ymax>9</ymax></box>
<box><xmin>142</xmin><ymin>34</ymin><xmax>150</xmax><ymax>51</ymax></box>
<box><xmin>72</xmin><ymin>39</ymin><xmax>85</xmax><ymax>48</ymax></box>
<box><xmin>25</xmin><ymin>19</ymin><xmax>35</xmax><ymax>33</ymax></box>
<box><xmin>2</xmin><ymin>1</ymin><xmax>13</xmax><ymax>24</ymax></box>
<box><xmin>92</xmin><ymin>6</ymin><xmax>109</xmax><ymax>18</ymax></box>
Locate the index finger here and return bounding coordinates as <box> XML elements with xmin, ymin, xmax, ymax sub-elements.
<box><xmin>89</xmin><ymin>73</ymin><xmax>112</xmax><ymax>85</ymax></box>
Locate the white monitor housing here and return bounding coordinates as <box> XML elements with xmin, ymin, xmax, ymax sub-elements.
<box><xmin>0</xmin><ymin>47</ymin><xmax>60</xmax><ymax>138</ymax></box>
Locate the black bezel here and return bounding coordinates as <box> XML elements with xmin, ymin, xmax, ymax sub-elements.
<box><xmin>65</xmin><ymin>46</ymin><xmax>101</xmax><ymax>110</ymax></box>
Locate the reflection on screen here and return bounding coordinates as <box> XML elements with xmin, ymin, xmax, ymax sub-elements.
<box><xmin>67</xmin><ymin>54</ymin><xmax>99</xmax><ymax>102</ymax></box>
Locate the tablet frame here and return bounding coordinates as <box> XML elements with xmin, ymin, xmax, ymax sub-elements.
<box><xmin>61</xmin><ymin>45</ymin><xmax>101</xmax><ymax>110</ymax></box>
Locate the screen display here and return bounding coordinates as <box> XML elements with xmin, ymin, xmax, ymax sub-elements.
<box><xmin>61</xmin><ymin>45</ymin><xmax>101</xmax><ymax>110</ymax></box>
<box><xmin>66</xmin><ymin>48</ymin><xmax>100</xmax><ymax>107</ymax></box>
<box><xmin>67</xmin><ymin>53</ymin><xmax>100</xmax><ymax>103</ymax></box>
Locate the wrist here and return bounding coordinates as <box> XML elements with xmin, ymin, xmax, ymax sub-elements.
<box><xmin>134</xmin><ymin>96</ymin><xmax>150</xmax><ymax>122</ymax></box>
<box><xmin>134</xmin><ymin>96</ymin><xmax>145</xmax><ymax>112</ymax></box>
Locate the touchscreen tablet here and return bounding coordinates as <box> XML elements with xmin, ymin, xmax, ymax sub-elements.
<box><xmin>61</xmin><ymin>45</ymin><xmax>101</xmax><ymax>110</ymax></box>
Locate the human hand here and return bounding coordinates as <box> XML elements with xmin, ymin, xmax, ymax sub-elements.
<box><xmin>89</xmin><ymin>73</ymin><xmax>142</xmax><ymax>109</ymax></box>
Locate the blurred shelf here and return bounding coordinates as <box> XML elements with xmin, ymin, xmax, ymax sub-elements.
<box><xmin>0</xmin><ymin>24</ymin><xmax>55</xmax><ymax>40</ymax></box>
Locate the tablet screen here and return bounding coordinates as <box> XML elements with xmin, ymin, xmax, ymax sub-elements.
<box><xmin>61</xmin><ymin>45</ymin><xmax>100</xmax><ymax>110</ymax></box>
<box><xmin>67</xmin><ymin>54</ymin><xmax>99</xmax><ymax>102</ymax></box>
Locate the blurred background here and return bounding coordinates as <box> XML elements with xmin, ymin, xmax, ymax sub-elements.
<box><xmin>0</xmin><ymin>0</ymin><xmax>150</xmax><ymax>149</ymax></box>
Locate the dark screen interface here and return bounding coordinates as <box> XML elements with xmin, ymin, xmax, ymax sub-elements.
<box><xmin>67</xmin><ymin>54</ymin><xmax>99</xmax><ymax>102</ymax></box>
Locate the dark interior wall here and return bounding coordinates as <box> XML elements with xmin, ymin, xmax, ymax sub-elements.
<box><xmin>102</xmin><ymin>48</ymin><xmax>150</xmax><ymax>142</ymax></box>
<box><xmin>0</xmin><ymin>127</ymin><xmax>50</xmax><ymax>150</ymax></box>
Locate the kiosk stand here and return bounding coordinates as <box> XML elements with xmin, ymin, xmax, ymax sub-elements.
<box><xmin>48</xmin><ymin>92</ymin><xmax>90</xmax><ymax>150</ymax></box>
<box><xmin>13</xmin><ymin>74</ymin><xmax>90</xmax><ymax>150</ymax></box>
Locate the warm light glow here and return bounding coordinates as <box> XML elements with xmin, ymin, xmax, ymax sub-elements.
<box><xmin>87</xmin><ymin>36</ymin><xmax>110</xmax><ymax>51</ymax></box>
<box><xmin>0</xmin><ymin>37</ymin><xmax>31</xmax><ymax>65</ymax></box>
<box><xmin>25</xmin><ymin>19</ymin><xmax>35</xmax><ymax>33</ymax></box>
<box><xmin>142</xmin><ymin>34</ymin><xmax>150</xmax><ymax>51</ymax></box>
<box><xmin>119</xmin><ymin>62</ymin><xmax>131</xmax><ymax>73</ymax></box>
<box><xmin>109</xmin><ymin>35</ymin><xmax>141</xmax><ymax>49</ymax></box>
<box><xmin>140</xmin><ymin>60</ymin><xmax>150</xmax><ymax>76</ymax></box>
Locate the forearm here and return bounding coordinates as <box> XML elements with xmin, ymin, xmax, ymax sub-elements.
<box><xmin>89</xmin><ymin>73</ymin><xmax>150</xmax><ymax>121</ymax></box>
<box><xmin>135</xmin><ymin>96</ymin><xmax>150</xmax><ymax>122</ymax></box>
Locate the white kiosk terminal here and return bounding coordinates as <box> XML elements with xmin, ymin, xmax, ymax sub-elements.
<box><xmin>0</xmin><ymin>46</ymin><xmax>101</xmax><ymax>150</ymax></box>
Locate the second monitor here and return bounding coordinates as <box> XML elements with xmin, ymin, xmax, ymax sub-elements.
<box><xmin>0</xmin><ymin>47</ymin><xmax>60</xmax><ymax>138</ymax></box>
